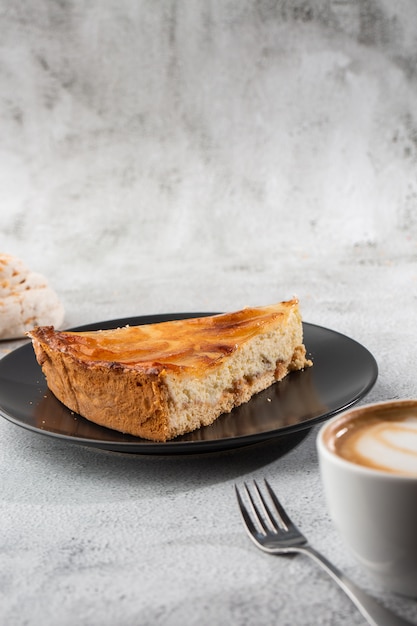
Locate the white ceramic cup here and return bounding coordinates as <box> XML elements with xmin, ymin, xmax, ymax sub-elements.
<box><xmin>317</xmin><ymin>399</ymin><xmax>417</xmax><ymax>598</ymax></box>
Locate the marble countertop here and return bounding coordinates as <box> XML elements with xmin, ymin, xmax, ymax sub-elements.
<box><xmin>1</xmin><ymin>2</ymin><xmax>417</xmax><ymax>624</ymax></box>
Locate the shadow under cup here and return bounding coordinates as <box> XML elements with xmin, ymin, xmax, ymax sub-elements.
<box><xmin>316</xmin><ymin>400</ymin><xmax>417</xmax><ymax>598</ymax></box>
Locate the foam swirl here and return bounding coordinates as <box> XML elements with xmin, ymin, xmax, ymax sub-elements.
<box><xmin>355</xmin><ymin>417</ymin><xmax>417</xmax><ymax>475</ymax></box>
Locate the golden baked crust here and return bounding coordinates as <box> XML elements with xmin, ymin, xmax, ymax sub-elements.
<box><xmin>28</xmin><ymin>299</ymin><xmax>312</xmax><ymax>441</ymax></box>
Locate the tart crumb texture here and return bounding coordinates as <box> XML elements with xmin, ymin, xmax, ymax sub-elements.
<box><xmin>28</xmin><ymin>299</ymin><xmax>312</xmax><ymax>441</ymax></box>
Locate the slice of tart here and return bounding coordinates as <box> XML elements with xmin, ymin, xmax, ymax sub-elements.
<box><xmin>28</xmin><ymin>299</ymin><xmax>312</xmax><ymax>442</ymax></box>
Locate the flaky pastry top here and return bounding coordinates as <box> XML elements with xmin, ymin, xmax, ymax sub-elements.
<box><xmin>28</xmin><ymin>299</ymin><xmax>301</xmax><ymax>374</ymax></box>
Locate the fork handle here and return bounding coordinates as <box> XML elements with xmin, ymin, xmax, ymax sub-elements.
<box><xmin>299</xmin><ymin>545</ymin><xmax>414</xmax><ymax>626</ymax></box>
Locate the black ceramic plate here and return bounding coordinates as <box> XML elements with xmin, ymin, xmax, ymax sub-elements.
<box><xmin>0</xmin><ymin>313</ymin><xmax>378</xmax><ymax>455</ymax></box>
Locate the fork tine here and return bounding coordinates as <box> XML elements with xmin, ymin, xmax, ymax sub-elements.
<box><xmin>235</xmin><ymin>485</ymin><xmax>261</xmax><ymax>537</ymax></box>
<box><xmin>235</xmin><ymin>480</ymin><xmax>302</xmax><ymax>539</ymax></box>
<box><xmin>264</xmin><ymin>479</ymin><xmax>297</xmax><ymax>531</ymax></box>
<box><xmin>252</xmin><ymin>480</ymin><xmax>281</xmax><ymax>531</ymax></box>
<box><xmin>243</xmin><ymin>482</ymin><xmax>271</xmax><ymax>534</ymax></box>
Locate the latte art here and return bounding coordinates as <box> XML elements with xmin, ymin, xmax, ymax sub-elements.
<box><xmin>354</xmin><ymin>417</ymin><xmax>417</xmax><ymax>475</ymax></box>
<box><xmin>327</xmin><ymin>408</ymin><xmax>417</xmax><ymax>476</ymax></box>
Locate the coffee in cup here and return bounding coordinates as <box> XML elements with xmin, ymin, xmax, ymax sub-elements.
<box><xmin>324</xmin><ymin>403</ymin><xmax>417</xmax><ymax>476</ymax></box>
<box><xmin>317</xmin><ymin>400</ymin><xmax>417</xmax><ymax>598</ymax></box>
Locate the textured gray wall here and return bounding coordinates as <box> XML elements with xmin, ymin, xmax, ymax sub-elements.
<box><xmin>1</xmin><ymin>1</ymin><xmax>416</xmax><ymax>308</ymax></box>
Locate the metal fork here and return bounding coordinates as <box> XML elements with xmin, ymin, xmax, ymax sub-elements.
<box><xmin>235</xmin><ymin>480</ymin><xmax>415</xmax><ymax>626</ymax></box>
